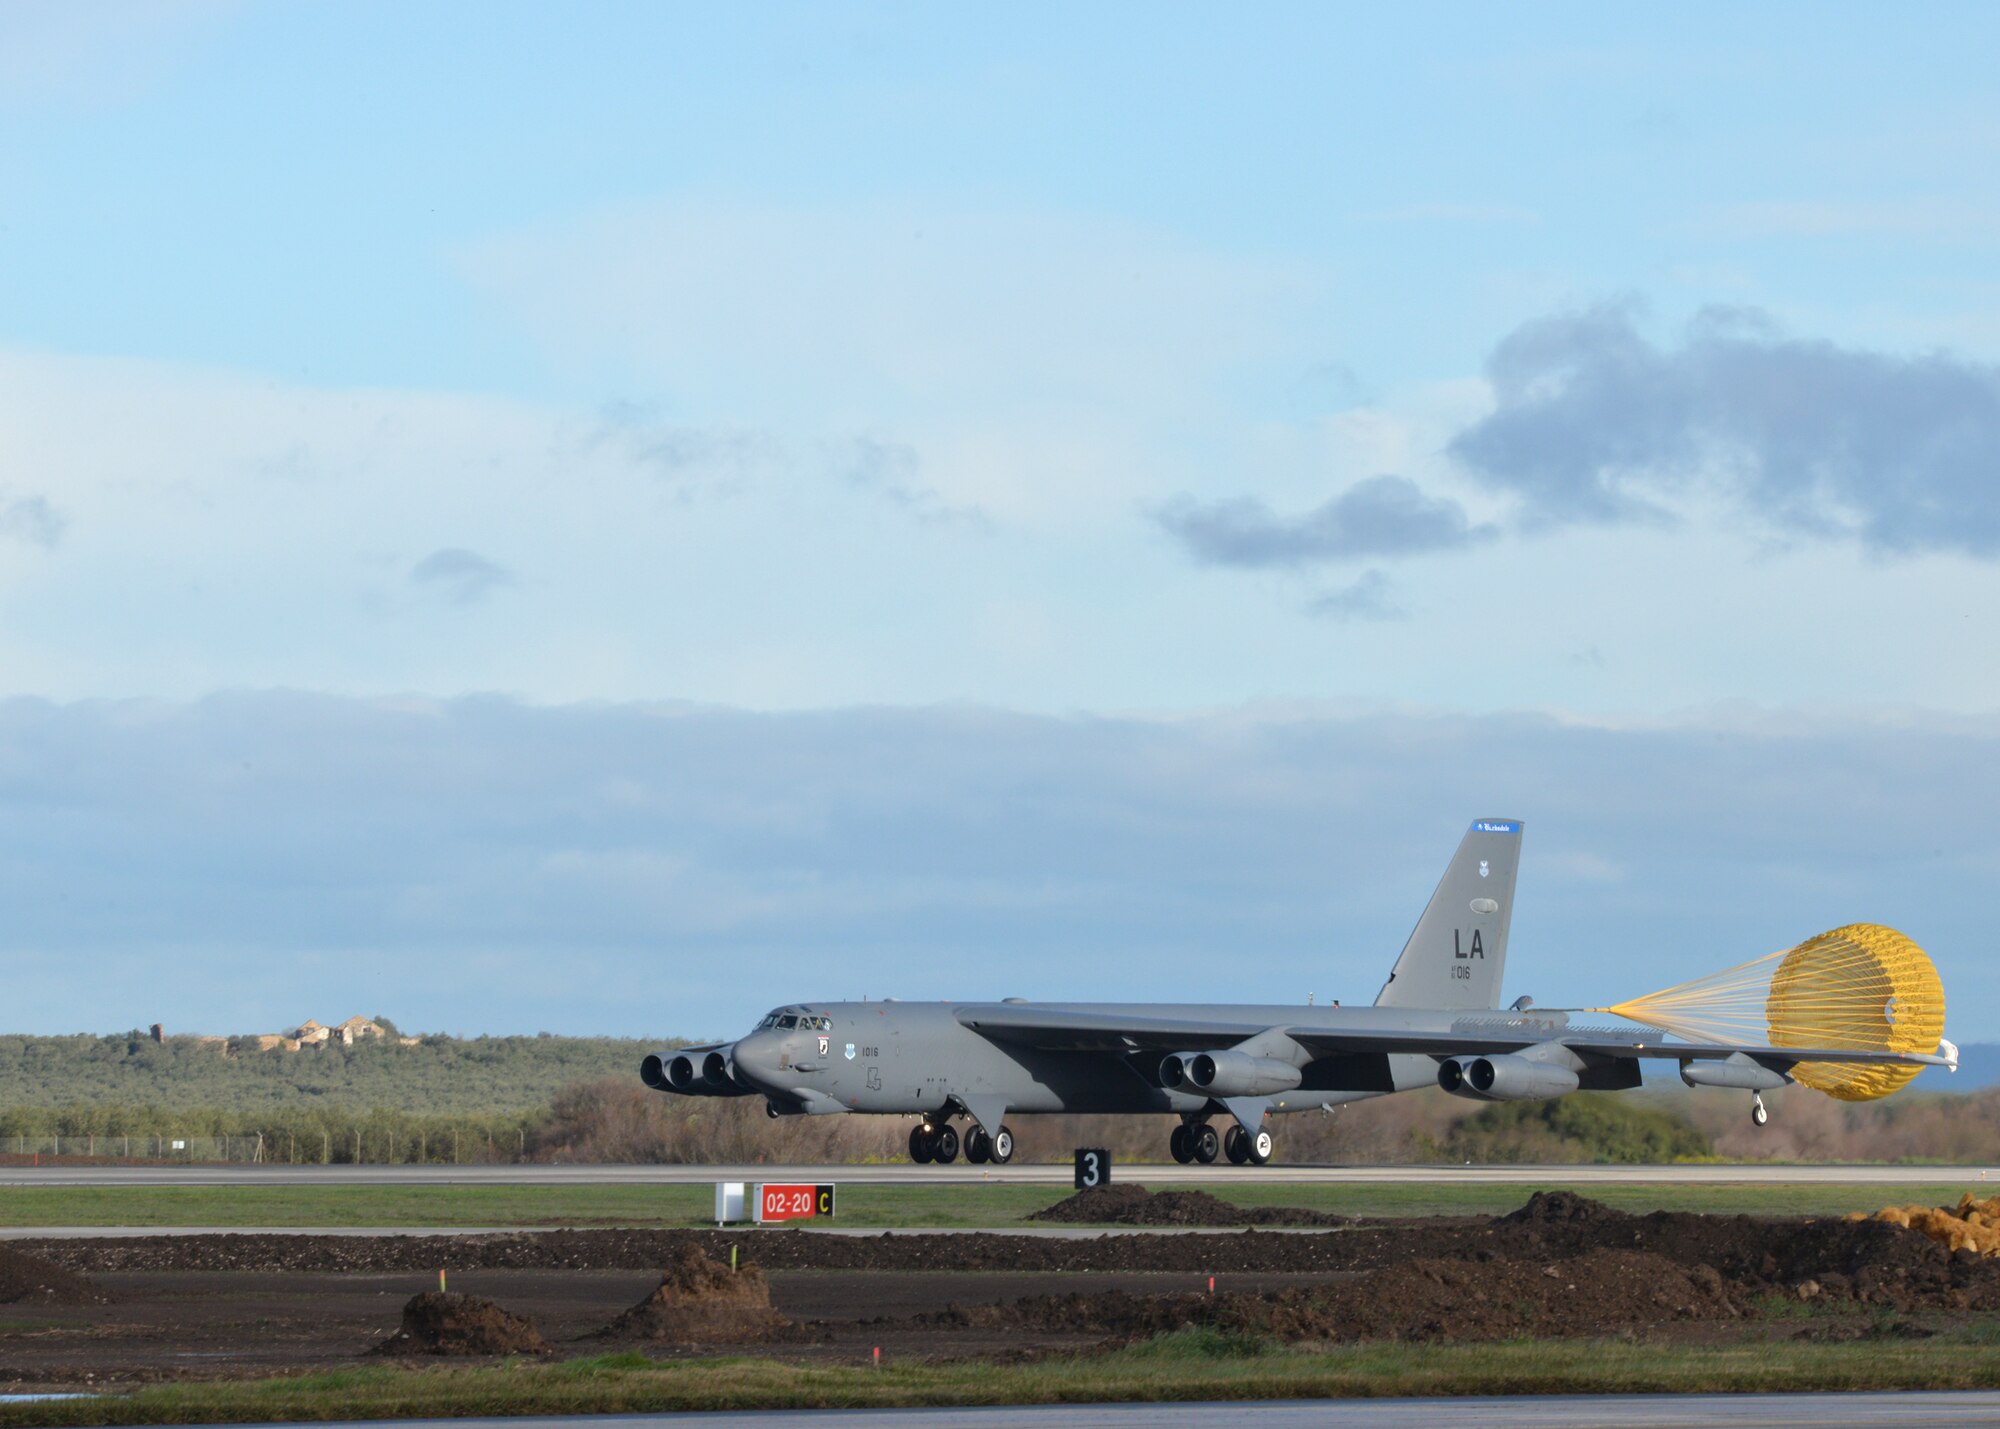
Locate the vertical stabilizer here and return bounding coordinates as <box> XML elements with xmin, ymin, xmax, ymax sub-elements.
<box><xmin>1373</xmin><ymin>819</ymin><xmax>1523</xmax><ymax>1010</ymax></box>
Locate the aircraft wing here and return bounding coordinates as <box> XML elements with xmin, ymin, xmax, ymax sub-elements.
<box><xmin>953</xmin><ymin>1005</ymin><xmax>1287</xmax><ymax>1052</ymax></box>
<box><xmin>954</xmin><ymin>1005</ymin><xmax>1950</xmax><ymax>1069</ymax></box>
<box><xmin>1283</xmin><ymin>1028</ymin><xmax>1952</xmax><ymax>1069</ymax></box>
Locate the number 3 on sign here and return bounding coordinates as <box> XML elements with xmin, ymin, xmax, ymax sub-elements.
<box><xmin>1074</xmin><ymin>1147</ymin><xmax>1111</xmax><ymax>1190</ymax></box>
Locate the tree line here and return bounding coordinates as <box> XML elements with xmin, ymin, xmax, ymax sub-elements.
<box><xmin>0</xmin><ymin>1030</ymin><xmax>676</xmax><ymax>1115</ymax></box>
<box><xmin>4</xmin><ymin>1029</ymin><xmax>1988</xmax><ymax>1164</ymax></box>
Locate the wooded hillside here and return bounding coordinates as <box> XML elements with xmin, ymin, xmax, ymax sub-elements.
<box><xmin>0</xmin><ymin>1031</ymin><xmax>668</xmax><ymax>1114</ymax></box>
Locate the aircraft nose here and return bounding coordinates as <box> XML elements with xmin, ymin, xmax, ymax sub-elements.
<box><xmin>729</xmin><ymin>1031</ymin><xmax>784</xmax><ymax>1090</ymax></box>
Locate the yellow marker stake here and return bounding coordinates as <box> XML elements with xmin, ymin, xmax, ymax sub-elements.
<box><xmin>440</xmin><ymin>1269</ymin><xmax>447</xmax><ymax>1294</ymax></box>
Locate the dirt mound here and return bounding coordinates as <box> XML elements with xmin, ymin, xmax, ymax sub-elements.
<box><xmin>1458</xmin><ymin>1191</ymin><xmax>1991</xmax><ymax>1309</ymax></box>
<box><xmin>372</xmin><ymin>1290</ymin><xmax>549</xmax><ymax>1356</ymax></box>
<box><xmin>1029</xmin><ymin>1184</ymin><xmax>1348</xmax><ymax>1228</ymax></box>
<box><xmin>1498</xmin><ymin>1189</ymin><xmax>1619</xmax><ymax>1227</ymax></box>
<box><xmin>0</xmin><ymin>1244</ymin><xmax>108</xmax><ymax>1305</ymax></box>
<box><xmin>596</xmin><ymin>1244</ymin><xmax>795</xmax><ymax>1343</ymax></box>
<box><xmin>1322</xmin><ymin>1249</ymin><xmax>1740</xmax><ymax>1340</ymax></box>
<box><xmin>21</xmin><ymin>1192</ymin><xmax>2000</xmax><ymax>1308</ymax></box>
<box><xmin>898</xmin><ymin>1246</ymin><xmax>1741</xmax><ymax>1346</ymax></box>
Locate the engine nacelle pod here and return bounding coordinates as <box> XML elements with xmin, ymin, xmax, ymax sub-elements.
<box><xmin>660</xmin><ymin>1048</ymin><xmax>708</xmax><ymax>1088</ymax></box>
<box><xmin>1188</xmin><ymin>1050</ymin><xmax>1304</xmax><ymax>1098</ymax></box>
<box><xmin>702</xmin><ymin>1048</ymin><xmax>740</xmax><ymax>1090</ymax></box>
<box><xmin>1445</xmin><ymin>1052</ymin><xmax>1580</xmax><ymax>1101</ymax></box>
<box><xmin>1679</xmin><ymin>1054</ymin><xmax>1791</xmax><ymax>1092</ymax></box>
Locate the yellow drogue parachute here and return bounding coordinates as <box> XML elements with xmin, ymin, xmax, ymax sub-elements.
<box><xmin>1601</xmin><ymin>923</ymin><xmax>1946</xmax><ymax>1101</ymax></box>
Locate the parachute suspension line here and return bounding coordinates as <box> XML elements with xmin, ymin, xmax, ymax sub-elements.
<box><xmin>1594</xmin><ymin>923</ymin><xmax>1947</xmax><ymax>1103</ymax></box>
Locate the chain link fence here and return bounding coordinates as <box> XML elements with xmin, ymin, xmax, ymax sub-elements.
<box><xmin>2</xmin><ymin>1128</ymin><xmax>533</xmax><ymax>1164</ymax></box>
<box><xmin>4</xmin><ymin>1134</ymin><xmax>266</xmax><ymax>1162</ymax></box>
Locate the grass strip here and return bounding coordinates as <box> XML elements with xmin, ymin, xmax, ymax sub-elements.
<box><xmin>0</xmin><ymin>1180</ymin><xmax>1987</xmax><ymax>1231</ymax></box>
<box><xmin>8</xmin><ymin>1329</ymin><xmax>2000</xmax><ymax>1426</ymax></box>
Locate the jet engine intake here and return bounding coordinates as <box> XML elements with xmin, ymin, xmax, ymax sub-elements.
<box><xmin>641</xmin><ymin>1052</ymin><xmax>701</xmax><ymax>1093</ymax></box>
<box><xmin>701</xmin><ymin>1049</ymin><xmax>738</xmax><ymax>1090</ymax></box>
<box><xmin>1186</xmin><ymin>1050</ymin><xmax>1303</xmax><ymax>1098</ymax></box>
<box><xmin>1441</xmin><ymin>1053</ymin><xmax>1579</xmax><ymax>1101</ymax></box>
<box><xmin>641</xmin><ymin>1049</ymin><xmax>754</xmax><ymax>1097</ymax></box>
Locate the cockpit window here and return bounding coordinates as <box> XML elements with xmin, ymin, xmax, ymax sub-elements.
<box><xmin>755</xmin><ymin>1011</ymin><xmax>829</xmax><ymax>1032</ymax></box>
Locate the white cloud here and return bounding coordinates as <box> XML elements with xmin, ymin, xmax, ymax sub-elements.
<box><xmin>0</xmin><ymin>692</ymin><xmax>1992</xmax><ymax>1036</ymax></box>
<box><xmin>457</xmin><ymin>198</ymin><xmax>1328</xmax><ymax>523</ymax></box>
<box><xmin>461</xmin><ymin>199</ymin><xmax>1319</xmax><ymax>413</ymax></box>
<box><xmin>7</xmin><ymin>309</ymin><xmax>2000</xmax><ymax>722</ymax></box>
<box><xmin>0</xmin><ymin>0</ymin><xmax>237</xmax><ymax>107</ymax></box>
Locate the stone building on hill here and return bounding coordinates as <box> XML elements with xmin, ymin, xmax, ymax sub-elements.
<box><xmin>211</xmin><ymin>1017</ymin><xmax>423</xmax><ymax>1054</ymax></box>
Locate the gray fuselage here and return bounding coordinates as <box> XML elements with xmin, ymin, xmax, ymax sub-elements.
<box><xmin>725</xmin><ymin>999</ymin><xmax>1523</xmax><ymax>1119</ymax></box>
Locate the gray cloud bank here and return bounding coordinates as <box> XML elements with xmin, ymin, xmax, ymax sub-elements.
<box><xmin>1</xmin><ymin>693</ymin><xmax>1993</xmax><ymax>1039</ymax></box>
<box><xmin>1157</xmin><ymin>475</ymin><xmax>1493</xmax><ymax>567</ymax></box>
<box><xmin>410</xmin><ymin>548</ymin><xmax>515</xmax><ymax>604</ymax></box>
<box><xmin>0</xmin><ymin>494</ymin><xmax>65</xmax><ymax>549</ymax></box>
<box><xmin>1452</xmin><ymin>306</ymin><xmax>2000</xmax><ymax>555</ymax></box>
<box><xmin>1307</xmin><ymin>569</ymin><xmax>1404</xmax><ymax>622</ymax></box>
<box><xmin>1159</xmin><ymin>306</ymin><xmax>2000</xmax><ymax>576</ymax></box>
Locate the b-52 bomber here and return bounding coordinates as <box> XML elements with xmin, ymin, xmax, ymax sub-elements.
<box><xmin>643</xmin><ymin>819</ymin><xmax>1957</xmax><ymax>1166</ymax></box>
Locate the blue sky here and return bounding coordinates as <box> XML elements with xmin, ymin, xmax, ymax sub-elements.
<box><xmin>2</xmin><ymin>4</ymin><xmax>1997</xmax><ymax>1042</ymax></box>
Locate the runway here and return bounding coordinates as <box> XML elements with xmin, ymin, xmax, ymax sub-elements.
<box><xmin>0</xmin><ymin>1161</ymin><xmax>1992</xmax><ymax>1187</ymax></box>
<box><xmin>192</xmin><ymin>1394</ymin><xmax>2000</xmax><ymax>1426</ymax></box>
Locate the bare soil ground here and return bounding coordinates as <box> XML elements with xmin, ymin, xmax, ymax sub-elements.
<box><xmin>1</xmin><ymin>1190</ymin><xmax>1994</xmax><ymax>1394</ymax></box>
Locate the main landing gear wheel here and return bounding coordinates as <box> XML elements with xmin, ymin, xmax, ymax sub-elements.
<box><xmin>1247</xmin><ymin>1128</ymin><xmax>1274</xmax><ymax>1165</ymax></box>
<box><xmin>965</xmin><ymin>1126</ymin><xmax>992</xmax><ymax>1163</ymax></box>
<box><xmin>1224</xmin><ymin>1125</ymin><xmax>1250</xmax><ymax>1165</ymax></box>
<box><xmin>931</xmin><ymin>1124</ymin><xmax>961</xmax><ymax>1164</ymax></box>
<box><xmin>1169</xmin><ymin>1124</ymin><xmax>1194</xmax><ymax>1164</ymax></box>
<box><xmin>1191</xmin><ymin>1123</ymin><xmax>1221</xmax><ymax>1164</ymax></box>
<box><xmin>990</xmin><ymin>1124</ymin><xmax>1015</xmax><ymax>1165</ymax></box>
<box><xmin>908</xmin><ymin>1125</ymin><xmax>934</xmax><ymax>1163</ymax></box>
<box><xmin>1751</xmin><ymin>1094</ymin><xmax>1769</xmax><ymax>1128</ymax></box>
